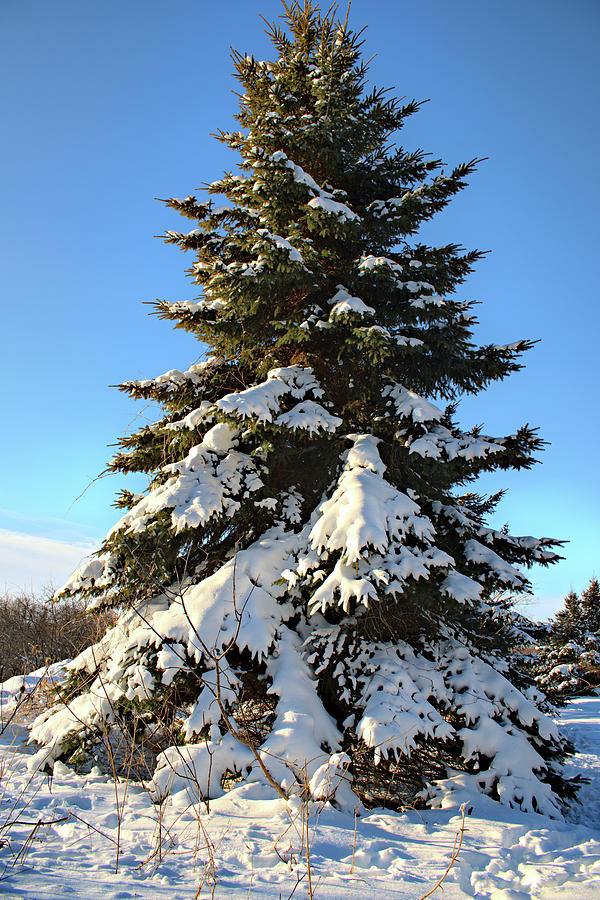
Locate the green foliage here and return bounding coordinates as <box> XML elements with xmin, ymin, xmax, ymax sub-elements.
<box><xmin>554</xmin><ymin>579</ymin><xmax>600</xmax><ymax>644</ymax></box>
<box><xmin>74</xmin><ymin>0</ymin><xmax>560</xmax><ymax>616</ymax></box>
<box><xmin>520</xmin><ymin>579</ymin><xmax>600</xmax><ymax>700</ymax></box>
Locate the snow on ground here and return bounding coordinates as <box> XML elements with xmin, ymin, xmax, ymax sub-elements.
<box><xmin>0</xmin><ymin>674</ymin><xmax>599</xmax><ymax>899</ymax></box>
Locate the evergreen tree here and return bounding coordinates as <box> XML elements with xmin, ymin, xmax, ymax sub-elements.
<box><xmin>554</xmin><ymin>580</ymin><xmax>600</xmax><ymax>642</ymax></box>
<box><xmin>532</xmin><ymin>580</ymin><xmax>600</xmax><ymax>698</ymax></box>
<box><xmin>554</xmin><ymin>589</ymin><xmax>582</xmax><ymax>642</ymax></box>
<box><xmin>579</xmin><ymin>578</ymin><xmax>600</xmax><ymax>633</ymax></box>
<box><xmin>31</xmin><ymin>2</ymin><xmax>576</xmax><ymax>817</ymax></box>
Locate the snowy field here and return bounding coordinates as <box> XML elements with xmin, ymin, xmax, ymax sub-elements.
<box><xmin>1</xmin><ymin>672</ymin><xmax>599</xmax><ymax>899</ymax></box>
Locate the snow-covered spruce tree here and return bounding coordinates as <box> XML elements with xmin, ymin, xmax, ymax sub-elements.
<box><xmin>555</xmin><ymin>579</ymin><xmax>600</xmax><ymax>641</ymax></box>
<box><xmin>533</xmin><ymin>580</ymin><xmax>600</xmax><ymax>697</ymax></box>
<box><xmin>31</xmin><ymin>2</ymin><xmax>575</xmax><ymax>816</ymax></box>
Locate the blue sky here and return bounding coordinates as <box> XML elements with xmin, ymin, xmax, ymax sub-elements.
<box><xmin>1</xmin><ymin>0</ymin><xmax>598</xmax><ymax>616</ymax></box>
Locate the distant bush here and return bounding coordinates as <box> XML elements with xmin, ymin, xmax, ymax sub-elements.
<box><xmin>531</xmin><ymin>639</ymin><xmax>600</xmax><ymax>698</ymax></box>
<box><xmin>0</xmin><ymin>589</ymin><xmax>113</xmax><ymax>681</ymax></box>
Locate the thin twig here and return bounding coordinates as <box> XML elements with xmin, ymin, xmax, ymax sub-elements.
<box><xmin>418</xmin><ymin>802</ymin><xmax>467</xmax><ymax>900</ymax></box>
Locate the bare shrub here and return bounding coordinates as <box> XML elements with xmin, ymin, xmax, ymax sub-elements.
<box><xmin>0</xmin><ymin>588</ymin><xmax>113</xmax><ymax>680</ymax></box>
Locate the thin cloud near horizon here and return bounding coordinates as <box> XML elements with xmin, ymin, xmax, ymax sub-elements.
<box><xmin>0</xmin><ymin>529</ymin><xmax>97</xmax><ymax>595</ymax></box>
